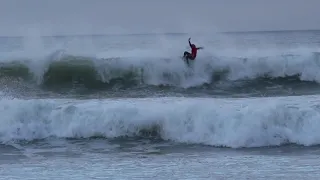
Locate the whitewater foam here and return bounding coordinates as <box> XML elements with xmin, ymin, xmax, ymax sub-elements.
<box><xmin>1</xmin><ymin>95</ymin><xmax>320</xmax><ymax>148</ymax></box>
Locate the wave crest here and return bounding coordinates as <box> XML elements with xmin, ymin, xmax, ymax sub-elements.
<box><xmin>0</xmin><ymin>51</ymin><xmax>320</xmax><ymax>90</ymax></box>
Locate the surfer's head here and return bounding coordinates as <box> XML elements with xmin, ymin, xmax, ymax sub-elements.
<box><xmin>191</xmin><ymin>44</ymin><xmax>196</xmax><ymax>48</ymax></box>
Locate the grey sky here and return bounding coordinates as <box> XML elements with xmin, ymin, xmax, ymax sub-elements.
<box><xmin>1</xmin><ymin>0</ymin><xmax>320</xmax><ymax>36</ymax></box>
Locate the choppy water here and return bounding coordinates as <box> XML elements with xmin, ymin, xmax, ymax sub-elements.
<box><xmin>1</xmin><ymin>30</ymin><xmax>320</xmax><ymax>179</ymax></box>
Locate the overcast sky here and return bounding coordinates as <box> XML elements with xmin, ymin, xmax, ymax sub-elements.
<box><xmin>1</xmin><ymin>0</ymin><xmax>320</xmax><ymax>36</ymax></box>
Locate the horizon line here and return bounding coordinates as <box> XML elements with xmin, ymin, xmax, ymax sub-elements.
<box><xmin>0</xmin><ymin>29</ymin><xmax>319</xmax><ymax>38</ymax></box>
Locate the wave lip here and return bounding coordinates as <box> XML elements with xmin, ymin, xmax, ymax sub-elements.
<box><xmin>1</xmin><ymin>96</ymin><xmax>320</xmax><ymax>148</ymax></box>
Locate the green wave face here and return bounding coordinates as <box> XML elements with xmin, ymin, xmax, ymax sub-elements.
<box><xmin>0</xmin><ymin>62</ymin><xmax>31</xmax><ymax>79</ymax></box>
<box><xmin>0</xmin><ymin>55</ymin><xmax>314</xmax><ymax>93</ymax></box>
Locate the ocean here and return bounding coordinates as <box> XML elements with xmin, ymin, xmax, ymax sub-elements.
<box><xmin>1</xmin><ymin>30</ymin><xmax>320</xmax><ymax>179</ymax></box>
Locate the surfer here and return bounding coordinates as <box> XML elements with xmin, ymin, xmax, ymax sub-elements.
<box><xmin>183</xmin><ymin>38</ymin><xmax>203</xmax><ymax>65</ymax></box>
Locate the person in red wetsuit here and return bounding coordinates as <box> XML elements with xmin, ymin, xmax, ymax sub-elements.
<box><xmin>183</xmin><ymin>38</ymin><xmax>203</xmax><ymax>65</ymax></box>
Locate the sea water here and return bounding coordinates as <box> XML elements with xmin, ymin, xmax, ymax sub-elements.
<box><xmin>1</xmin><ymin>31</ymin><xmax>320</xmax><ymax>179</ymax></box>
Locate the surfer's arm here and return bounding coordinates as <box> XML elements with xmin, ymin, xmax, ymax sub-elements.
<box><xmin>188</xmin><ymin>38</ymin><xmax>192</xmax><ymax>47</ymax></box>
<box><xmin>197</xmin><ymin>47</ymin><xmax>204</xmax><ymax>50</ymax></box>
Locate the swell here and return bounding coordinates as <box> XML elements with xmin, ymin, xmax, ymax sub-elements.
<box><xmin>0</xmin><ymin>51</ymin><xmax>320</xmax><ymax>91</ymax></box>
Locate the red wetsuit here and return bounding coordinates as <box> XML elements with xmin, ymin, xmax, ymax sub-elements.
<box><xmin>191</xmin><ymin>45</ymin><xmax>197</xmax><ymax>59</ymax></box>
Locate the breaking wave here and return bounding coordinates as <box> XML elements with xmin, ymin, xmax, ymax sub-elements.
<box><xmin>1</xmin><ymin>96</ymin><xmax>320</xmax><ymax>148</ymax></box>
<box><xmin>1</xmin><ymin>50</ymin><xmax>320</xmax><ymax>90</ymax></box>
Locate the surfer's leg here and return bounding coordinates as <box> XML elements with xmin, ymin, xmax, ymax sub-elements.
<box><xmin>184</xmin><ymin>51</ymin><xmax>191</xmax><ymax>57</ymax></box>
<box><xmin>189</xmin><ymin>56</ymin><xmax>195</xmax><ymax>60</ymax></box>
<box><xmin>183</xmin><ymin>51</ymin><xmax>191</xmax><ymax>65</ymax></box>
